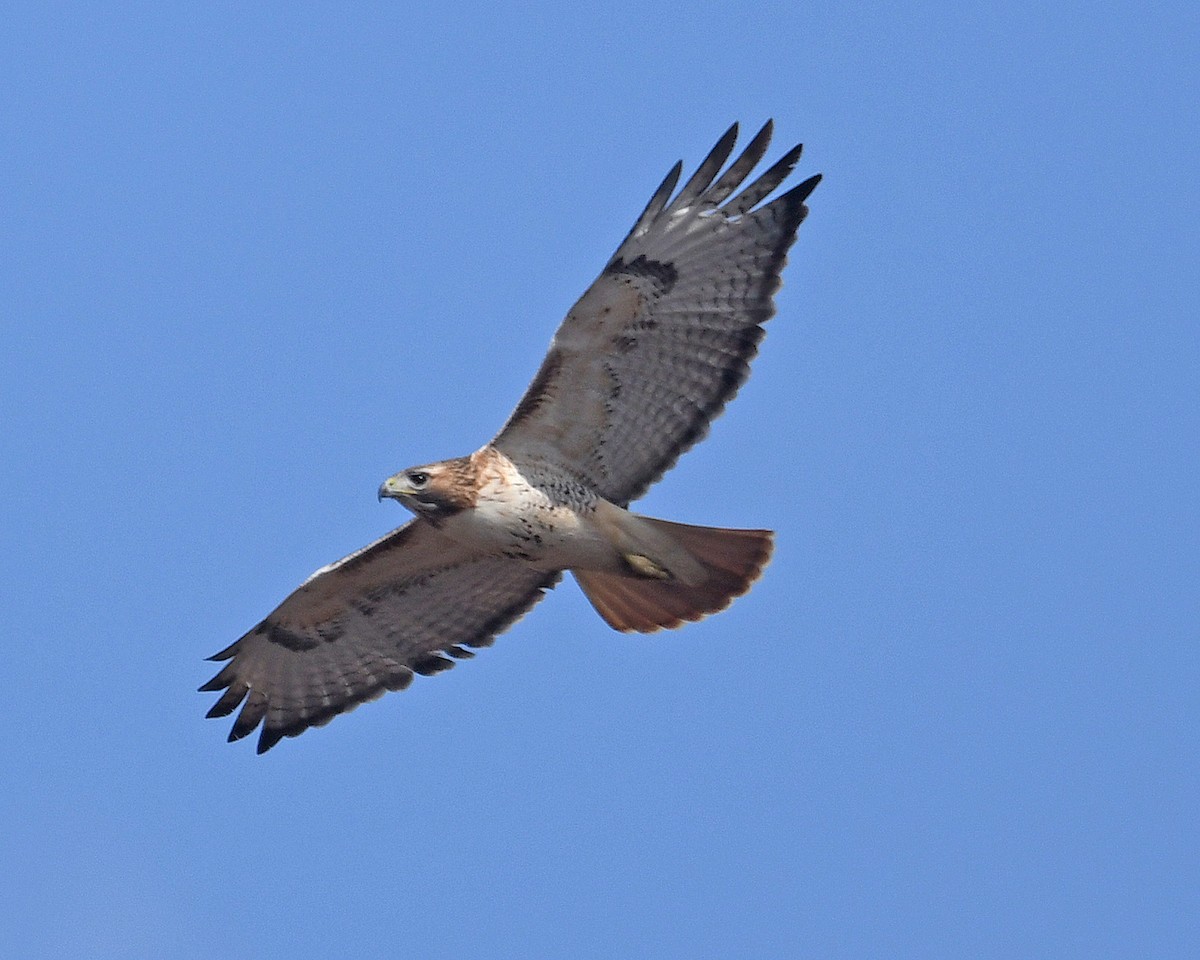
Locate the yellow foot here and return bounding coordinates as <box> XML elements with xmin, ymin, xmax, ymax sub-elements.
<box><xmin>622</xmin><ymin>553</ymin><xmax>673</xmax><ymax>580</ymax></box>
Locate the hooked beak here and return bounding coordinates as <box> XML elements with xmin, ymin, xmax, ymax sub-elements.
<box><xmin>377</xmin><ymin>474</ymin><xmax>414</xmax><ymax>503</ymax></box>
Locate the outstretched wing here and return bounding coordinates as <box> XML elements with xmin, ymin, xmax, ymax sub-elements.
<box><xmin>493</xmin><ymin>120</ymin><xmax>821</xmax><ymax>506</ymax></box>
<box><xmin>200</xmin><ymin>521</ymin><xmax>559</xmax><ymax>753</ymax></box>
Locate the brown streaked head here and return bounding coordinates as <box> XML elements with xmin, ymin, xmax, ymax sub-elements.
<box><xmin>378</xmin><ymin>457</ymin><xmax>477</xmax><ymax>519</ymax></box>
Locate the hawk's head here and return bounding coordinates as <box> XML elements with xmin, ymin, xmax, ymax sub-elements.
<box><xmin>378</xmin><ymin>457</ymin><xmax>477</xmax><ymax>520</ymax></box>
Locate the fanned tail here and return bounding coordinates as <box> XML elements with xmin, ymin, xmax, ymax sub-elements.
<box><xmin>573</xmin><ymin>519</ymin><xmax>773</xmax><ymax>633</ymax></box>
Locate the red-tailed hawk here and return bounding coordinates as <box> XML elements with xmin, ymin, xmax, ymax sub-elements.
<box><xmin>202</xmin><ymin>121</ymin><xmax>821</xmax><ymax>752</ymax></box>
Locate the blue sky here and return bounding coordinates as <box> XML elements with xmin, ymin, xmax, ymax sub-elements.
<box><xmin>2</xmin><ymin>2</ymin><xmax>1197</xmax><ymax>957</ymax></box>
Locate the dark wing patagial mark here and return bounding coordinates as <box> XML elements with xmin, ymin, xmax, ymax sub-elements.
<box><xmin>600</xmin><ymin>166</ymin><xmax>822</xmax><ymax>506</ymax></box>
<box><xmin>205</xmin><ymin>123</ymin><xmax>820</xmax><ymax>754</ymax></box>
<box><xmin>200</xmin><ymin>521</ymin><xmax>561</xmax><ymax>754</ymax></box>
<box><xmin>494</xmin><ymin>348</ymin><xmax>564</xmax><ymax>439</ymax></box>
<box><xmin>495</xmin><ymin>120</ymin><xmax>821</xmax><ymax>506</ymax></box>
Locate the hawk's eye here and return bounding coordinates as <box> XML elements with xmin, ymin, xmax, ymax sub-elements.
<box><xmin>407</xmin><ymin>471</ymin><xmax>430</xmax><ymax>488</ymax></box>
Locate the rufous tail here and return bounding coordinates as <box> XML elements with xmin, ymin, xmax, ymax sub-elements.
<box><xmin>573</xmin><ymin>518</ymin><xmax>774</xmax><ymax>633</ymax></box>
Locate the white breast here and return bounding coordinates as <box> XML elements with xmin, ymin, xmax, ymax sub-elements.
<box><xmin>441</xmin><ymin>451</ymin><xmax>615</xmax><ymax>570</ymax></box>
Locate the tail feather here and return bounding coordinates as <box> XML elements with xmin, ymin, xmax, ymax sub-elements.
<box><xmin>574</xmin><ymin>519</ymin><xmax>774</xmax><ymax>633</ymax></box>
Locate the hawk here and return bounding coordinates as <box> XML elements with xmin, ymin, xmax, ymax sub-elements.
<box><xmin>202</xmin><ymin>121</ymin><xmax>821</xmax><ymax>752</ymax></box>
